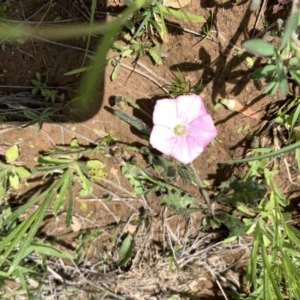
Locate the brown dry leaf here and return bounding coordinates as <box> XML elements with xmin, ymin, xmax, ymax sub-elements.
<box><xmin>163</xmin><ymin>0</ymin><xmax>191</xmax><ymax>8</ymax></box>
<box><xmin>124</xmin><ymin>224</ymin><xmax>137</xmax><ymax>234</ymax></box>
<box><xmin>221</xmin><ymin>99</ymin><xmax>261</xmax><ymax>120</ymax></box>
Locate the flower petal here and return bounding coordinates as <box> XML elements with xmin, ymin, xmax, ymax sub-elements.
<box><xmin>187</xmin><ymin>115</ymin><xmax>217</xmax><ymax>147</ymax></box>
<box><xmin>150</xmin><ymin>94</ymin><xmax>217</xmax><ymax>164</ymax></box>
<box><xmin>150</xmin><ymin>125</ymin><xmax>177</xmax><ymax>155</ymax></box>
<box><xmin>169</xmin><ymin>136</ymin><xmax>204</xmax><ymax>164</ymax></box>
<box><xmin>152</xmin><ymin>99</ymin><xmax>178</xmax><ymax>128</ymax></box>
<box><xmin>176</xmin><ymin>94</ymin><xmax>208</xmax><ymax>124</ymax></box>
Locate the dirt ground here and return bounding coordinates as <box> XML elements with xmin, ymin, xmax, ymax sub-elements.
<box><xmin>0</xmin><ymin>0</ymin><xmax>295</xmax><ymax>299</ymax></box>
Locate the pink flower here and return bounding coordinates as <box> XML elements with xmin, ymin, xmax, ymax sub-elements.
<box><xmin>150</xmin><ymin>94</ymin><xmax>217</xmax><ymax>164</ymax></box>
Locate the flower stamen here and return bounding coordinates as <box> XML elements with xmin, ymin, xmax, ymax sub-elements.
<box><xmin>174</xmin><ymin>124</ymin><xmax>186</xmax><ymax>136</ymax></box>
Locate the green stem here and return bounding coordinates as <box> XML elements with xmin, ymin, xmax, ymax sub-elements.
<box><xmin>223</xmin><ymin>139</ymin><xmax>300</xmax><ymax>164</ymax></box>
<box><xmin>190</xmin><ymin>162</ymin><xmax>213</xmax><ymax>215</ymax></box>
<box><xmin>70</xmin><ymin>1</ymin><xmax>148</xmax><ymax>120</ymax></box>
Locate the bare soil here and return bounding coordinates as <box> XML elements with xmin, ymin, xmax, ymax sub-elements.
<box><xmin>0</xmin><ymin>0</ymin><xmax>296</xmax><ymax>299</ymax></box>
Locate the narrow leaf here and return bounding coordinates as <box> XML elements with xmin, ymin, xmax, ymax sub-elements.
<box><xmin>279</xmin><ymin>5</ymin><xmax>299</xmax><ymax>50</ymax></box>
<box><xmin>24</xmin><ymin>242</ymin><xmax>73</xmax><ymax>259</ymax></box>
<box><xmin>116</xmin><ymin>234</ymin><xmax>134</xmax><ymax>266</ymax></box>
<box><xmin>9</xmin><ymin>173</ymin><xmax>19</xmax><ymax>189</ymax></box>
<box><xmin>243</xmin><ymin>39</ymin><xmax>275</xmax><ymax>57</ymax></box>
<box><xmin>250</xmin><ymin>64</ymin><xmax>277</xmax><ymax>79</ymax></box>
<box><xmin>113</xmin><ymin>109</ymin><xmax>150</xmax><ymax>135</ymax></box>
<box><xmin>158</xmin><ymin>5</ymin><xmax>205</xmax><ymax>22</ymax></box>
<box><xmin>52</xmin><ymin>171</ymin><xmax>71</xmax><ymax>215</ymax></box>
<box><xmin>15</xmin><ymin>166</ymin><xmax>31</xmax><ymax>179</ymax></box>
<box><xmin>223</xmin><ymin>139</ymin><xmax>300</xmax><ymax>164</ymax></box>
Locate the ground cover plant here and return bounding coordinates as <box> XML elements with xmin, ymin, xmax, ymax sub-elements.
<box><xmin>0</xmin><ymin>0</ymin><xmax>300</xmax><ymax>299</ymax></box>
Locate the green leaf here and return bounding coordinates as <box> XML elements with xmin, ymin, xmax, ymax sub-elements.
<box><xmin>9</xmin><ymin>173</ymin><xmax>19</xmax><ymax>189</ymax></box>
<box><xmin>76</xmin><ymin>164</ymin><xmax>92</xmax><ymax>197</ymax></box>
<box><xmin>5</xmin><ymin>145</ymin><xmax>19</xmax><ymax>164</ymax></box>
<box><xmin>161</xmin><ymin>192</ymin><xmax>195</xmax><ymax>212</ymax></box>
<box><xmin>290</xmin><ymin>70</ymin><xmax>300</xmax><ymax>85</ymax></box>
<box><xmin>86</xmin><ymin>159</ymin><xmax>105</xmax><ymax>169</ymax></box>
<box><xmin>74</xmin><ymin>1</ymin><xmax>147</xmax><ymax>117</ymax></box>
<box><xmin>86</xmin><ymin>160</ymin><xmax>107</xmax><ymax>182</ymax></box>
<box><xmin>216</xmin><ymin>212</ymin><xmax>246</xmax><ymax>237</ymax></box>
<box><xmin>158</xmin><ymin>5</ymin><xmax>205</xmax><ymax>22</ymax></box>
<box><xmin>113</xmin><ymin>109</ymin><xmax>150</xmax><ymax>135</ymax></box>
<box><xmin>66</xmin><ymin>177</ymin><xmax>73</xmax><ymax>227</ymax></box>
<box><xmin>64</xmin><ymin>66</ymin><xmax>90</xmax><ymax>76</ymax></box>
<box><xmin>148</xmin><ymin>46</ymin><xmax>162</xmax><ymax>65</ymax></box>
<box><xmin>290</xmin><ymin>101</ymin><xmax>300</xmax><ymax>132</ymax></box>
<box><xmin>3</xmin><ymin>188</ymin><xmax>49</xmax><ymax>226</ymax></box>
<box><xmin>222</xmin><ymin>139</ymin><xmax>300</xmax><ymax>164</ymax></box>
<box><xmin>15</xmin><ymin>166</ymin><xmax>31</xmax><ymax>179</ymax></box>
<box><xmin>38</xmin><ymin>156</ymin><xmax>73</xmax><ymax>165</ymax></box>
<box><xmin>52</xmin><ymin>170</ymin><xmax>71</xmax><ymax>215</ymax></box>
<box><xmin>242</xmin><ymin>39</ymin><xmax>275</xmax><ymax>57</ymax></box>
<box><xmin>116</xmin><ymin>234</ymin><xmax>134</xmax><ymax>266</ymax></box>
<box><xmin>70</xmin><ymin>138</ymin><xmax>80</xmax><ymax>149</ymax></box>
<box><xmin>8</xmin><ymin>184</ymin><xmax>57</xmax><ymax>274</ymax></box>
<box><xmin>284</xmin><ymin>224</ymin><xmax>300</xmax><ymax>249</ymax></box>
<box><xmin>275</xmin><ymin>53</ymin><xmax>288</xmax><ymax>97</ymax></box>
<box><xmin>216</xmin><ymin>177</ymin><xmax>266</xmax><ymax>206</ymax></box>
<box><xmin>24</xmin><ymin>242</ymin><xmax>74</xmax><ymax>259</ymax></box>
<box><xmin>153</xmin><ymin>11</ymin><xmax>169</xmax><ymax>43</ymax></box>
<box><xmin>279</xmin><ymin>6</ymin><xmax>299</xmax><ymax>50</ymax></box>
<box><xmin>0</xmin><ymin>185</ymin><xmax>5</xmax><ymax>200</ymax></box>
<box><xmin>278</xmin><ymin>74</ymin><xmax>288</xmax><ymax>97</ymax></box>
<box><xmin>265</xmin><ymin>80</ymin><xmax>279</xmax><ymax>95</ymax></box>
<box><xmin>259</xmin><ymin>231</ymin><xmax>283</xmax><ymax>300</ymax></box>
<box><xmin>250</xmin><ymin>64</ymin><xmax>277</xmax><ymax>79</ymax></box>
<box><xmin>111</xmin><ymin>61</ymin><xmax>121</xmax><ymax>81</ymax></box>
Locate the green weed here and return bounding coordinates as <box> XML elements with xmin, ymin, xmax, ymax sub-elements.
<box><xmin>243</xmin><ymin>1</ymin><xmax>299</xmax><ymax>97</ymax></box>
<box><xmin>0</xmin><ymin>137</ymin><xmax>110</xmax><ymax>296</ymax></box>
<box><xmin>31</xmin><ymin>72</ymin><xmax>63</xmax><ymax>103</ymax></box>
<box><xmin>110</xmin><ymin>0</ymin><xmax>204</xmax><ymax>80</ymax></box>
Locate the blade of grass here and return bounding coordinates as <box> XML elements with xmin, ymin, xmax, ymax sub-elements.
<box><xmin>259</xmin><ymin>223</ymin><xmax>283</xmax><ymax>300</ymax></box>
<box><xmin>279</xmin><ymin>0</ymin><xmax>299</xmax><ymax>50</ymax></box>
<box><xmin>8</xmin><ymin>185</ymin><xmax>57</xmax><ymax>274</ymax></box>
<box><xmin>71</xmin><ymin>0</ymin><xmax>148</xmax><ymax>118</ymax></box>
<box><xmin>52</xmin><ymin>170</ymin><xmax>71</xmax><ymax>215</ymax></box>
<box><xmin>223</xmin><ymin>139</ymin><xmax>300</xmax><ymax>164</ymax></box>
<box><xmin>82</xmin><ymin>0</ymin><xmax>97</xmax><ymax>66</ymax></box>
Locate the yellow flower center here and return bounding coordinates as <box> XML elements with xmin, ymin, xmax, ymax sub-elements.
<box><xmin>174</xmin><ymin>124</ymin><xmax>186</xmax><ymax>136</ymax></box>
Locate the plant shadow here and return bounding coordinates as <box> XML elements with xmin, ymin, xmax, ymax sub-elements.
<box><xmin>0</xmin><ymin>0</ymin><xmax>109</xmax><ymax>123</ymax></box>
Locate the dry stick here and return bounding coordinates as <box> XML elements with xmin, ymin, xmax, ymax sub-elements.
<box><xmin>136</xmin><ymin>61</ymin><xmax>171</xmax><ymax>85</ymax></box>
<box><xmin>168</xmin><ymin>22</ymin><xmax>244</xmax><ymax>52</ymax></box>
<box><xmin>91</xmin><ymin>193</ymin><xmax>120</xmax><ymax>224</ymax></box>
<box><xmin>190</xmin><ymin>163</ymin><xmax>213</xmax><ymax>215</ymax></box>
<box><xmin>206</xmin><ymin>264</ymin><xmax>230</xmax><ymax>300</ymax></box>
<box><xmin>283</xmin><ymin>157</ymin><xmax>300</xmax><ymax>186</ymax></box>
<box><xmin>119</xmin><ymin>62</ymin><xmax>170</xmax><ymax>93</ymax></box>
<box><xmin>35</xmin><ymin>36</ymin><xmax>94</xmax><ymax>53</ymax></box>
<box><xmin>251</xmin><ymin>0</ymin><xmax>268</xmax><ymax>37</ymax></box>
<box><xmin>165</xmin><ymin>21</ymin><xmax>219</xmax><ymax>43</ymax></box>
